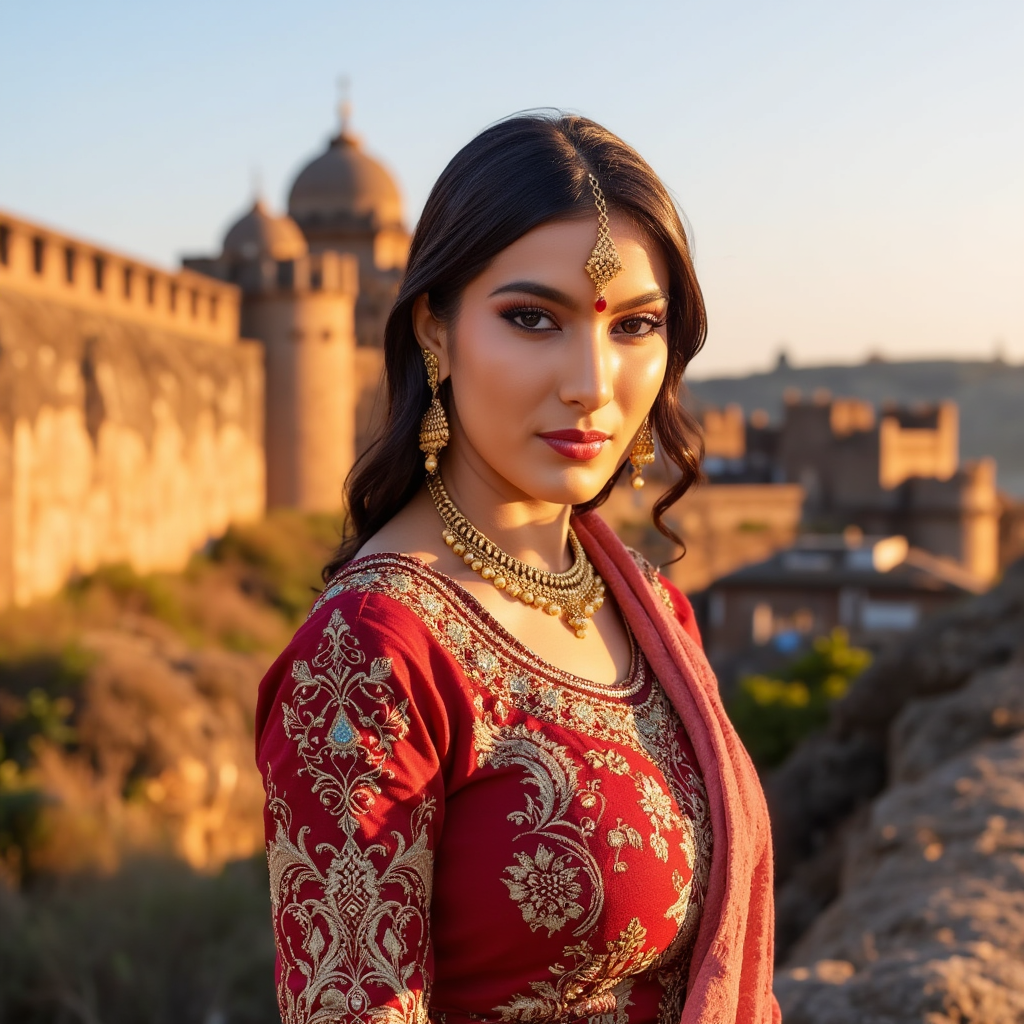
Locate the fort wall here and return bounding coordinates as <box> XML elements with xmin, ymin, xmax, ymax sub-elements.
<box><xmin>0</xmin><ymin>215</ymin><xmax>265</xmax><ymax>610</ymax></box>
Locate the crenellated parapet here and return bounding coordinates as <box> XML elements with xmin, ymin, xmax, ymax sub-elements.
<box><xmin>0</xmin><ymin>209</ymin><xmax>242</xmax><ymax>346</ymax></box>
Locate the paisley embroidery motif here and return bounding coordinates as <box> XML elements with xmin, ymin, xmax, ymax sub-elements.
<box><xmin>300</xmin><ymin>556</ymin><xmax>715</xmax><ymax>1023</ymax></box>
<box><xmin>267</xmin><ymin>607</ymin><xmax>435</xmax><ymax>1023</ymax></box>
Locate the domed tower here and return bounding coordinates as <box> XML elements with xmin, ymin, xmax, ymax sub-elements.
<box><xmin>184</xmin><ymin>198</ymin><xmax>359</xmax><ymax>511</ymax></box>
<box><xmin>287</xmin><ymin>105</ymin><xmax>409</xmax><ymax>348</ymax></box>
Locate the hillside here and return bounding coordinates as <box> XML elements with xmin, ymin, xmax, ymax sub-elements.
<box><xmin>685</xmin><ymin>358</ymin><xmax>1024</xmax><ymax>496</ymax></box>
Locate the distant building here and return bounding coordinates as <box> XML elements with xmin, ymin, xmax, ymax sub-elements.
<box><xmin>0</xmin><ymin>102</ymin><xmax>409</xmax><ymax>607</ymax></box>
<box><xmin>697</xmin><ymin>532</ymin><xmax>983</xmax><ymax>660</ymax></box>
<box><xmin>184</xmin><ymin>104</ymin><xmax>409</xmax><ymax>510</ymax></box>
<box><xmin>698</xmin><ymin>392</ymin><xmax>1003</xmax><ymax>582</ymax></box>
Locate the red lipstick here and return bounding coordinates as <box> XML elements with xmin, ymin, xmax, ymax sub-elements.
<box><xmin>538</xmin><ymin>429</ymin><xmax>610</xmax><ymax>462</ymax></box>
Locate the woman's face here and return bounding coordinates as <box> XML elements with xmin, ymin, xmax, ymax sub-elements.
<box><xmin>424</xmin><ymin>211</ymin><xmax>670</xmax><ymax>508</ymax></box>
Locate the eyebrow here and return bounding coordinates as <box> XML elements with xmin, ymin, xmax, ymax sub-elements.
<box><xmin>489</xmin><ymin>281</ymin><xmax>579</xmax><ymax>310</ymax></box>
<box><xmin>489</xmin><ymin>281</ymin><xmax>669</xmax><ymax>315</ymax></box>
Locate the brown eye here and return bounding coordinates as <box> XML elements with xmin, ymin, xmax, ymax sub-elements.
<box><xmin>518</xmin><ymin>312</ymin><xmax>542</xmax><ymax>328</ymax></box>
<box><xmin>620</xmin><ymin>318</ymin><xmax>650</xmax><ymax>336</ymax></box>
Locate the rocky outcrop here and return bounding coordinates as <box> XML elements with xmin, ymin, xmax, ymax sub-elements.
<box><xmin>771</xmin><ymin>562</ymin><xmax>1024</xmax><ymax>1021</ymax></box>
<box><xmin>22</xmin><ymin>626</ymin><xmax>270</xmax><ymax>875</ymax></box>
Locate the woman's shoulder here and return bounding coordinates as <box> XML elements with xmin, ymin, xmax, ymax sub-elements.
<box><xmin>254</xmin><ymin>555</ymin><xmax>465</xmax><ymax>757</ymax></box>
<box><xmin>623</xmin><ymin>545</ymin><xmax>703</xmax><ymax>649</ymax></box>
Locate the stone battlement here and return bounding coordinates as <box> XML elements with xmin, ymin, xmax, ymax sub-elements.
<box><xmin>0</xmin><ymin>209</ymin><xmax>241</xmax><ymax>346</ymax></box>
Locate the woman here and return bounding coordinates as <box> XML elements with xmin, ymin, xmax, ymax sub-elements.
<box><xmin>256</xmin><ymin>113</ymin><xmax>779</xmax><ymax>1024</ymax></box>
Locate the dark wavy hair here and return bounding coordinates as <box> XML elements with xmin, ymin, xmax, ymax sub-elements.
<box><xmin>324</xmin><ymin>111</ymin><xmax>705</xmax><ymax>582</ymax></box>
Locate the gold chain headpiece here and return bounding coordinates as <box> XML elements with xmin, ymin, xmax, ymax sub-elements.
<box><xmin>584</xmin><ymin>173</ymin><xmax>623</xmax><ymax>312</ymax></box>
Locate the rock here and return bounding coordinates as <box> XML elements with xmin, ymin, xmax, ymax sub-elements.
<box><xmin>777</xmin><ymin>720</ymin><xmax>1024</xmax><ymax>1021</ymax></box>
<box><xmin>769</xmin><ymin>559</ymin><xmax>1024</xmax><ymax>961</ymax></box>
<box><xmin>890</xmin><ymin>659</ymin><xmax>1024</xmax><ymax>784</ymax></box>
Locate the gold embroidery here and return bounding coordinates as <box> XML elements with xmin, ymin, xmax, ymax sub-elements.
<box><xmin>606</xmin><ymin>818</ymin><xmax>644</xmax><ymax>874</ymax></box>
<box><xmin>282</xmin><ymin>607</ymin><xmax>410</xmax><ymax>835</ymax></box>
<box><xmin>583</xmin><ymin>749</ymin><xmax>631</xmax><ymax>775</ymax></box>
<box><xmin>476</xmin><ymin>717</ymin><xmax>606</xmax><ymax>938</ymax></box>
<box><xmin>267</xmin><ymin>607</ymin><xmax>435</xmax><ymax>1023</ymax></box>
<box><xmin>267</xmin><ymin>783</ymin><xmax>435</xmax><ymax>1024</ymax></box>
<box><xmin>312</xmin><ymin>558</ymin><xmax>717</xmax><ymax>1022</ymax></box>
<box><xmin>636</xmin><ymin>775</ymin><xmax>680</xmax><ymax>863</ymax></box>
<box><xmin>321</xmin><ymin>557</ymin><xmax>684</xmax><ymax>772</ymax></box>
<box><xmin>494</xmin><ymin>918</ymin><xmax>659</xmax><ymax>1023</ymax></box>
<box><xmin>504</xmin><ymin>845</ymin><xmax>586</xmax><ymax>936</ymax></box>
<box><xmin>626</xmin><ymin>547</ymin><xmax>675</xmax><ymax>612</ymax></box>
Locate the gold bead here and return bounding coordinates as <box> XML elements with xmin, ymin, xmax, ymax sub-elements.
<box><xmin>576</xmin><ymin>628</ymin><xmax>588</xmax><ymax>639</ymax></box>
<box><xmin>452</xmin><ymin>542</ymin><xmax>466</xmax><ymax>556</ymax></box>
<box><xmin>521</xmin><ymin>592</ymin><xmax>534</xmax><ymax>604</ymax></box>
<box><xmin>534</xmin><ymin>596</ymin><xmax>548</xmax><ymax>610</ymax></box>
<box><xmin>494</xmin><ymin>576</ymin><xmax>507</xmax><ymax>590</ymax></box>
<box><xmin>471</xmin><ymin>560</ymin><xmax>483</xmax><ymax>572</ymax></box>
<box><xmin>584</xmin><ymin>604</ymin><xmax>595</xmax><ymax>617</ymax></box>
<box><xmin>506</xmin><ymin>583</ymin><xmax>522</xmax><ymax>598</ymax></box>
<box><xmin>425</xmin><ymin>454</ymin><xmax>438</xmax><ymax>473</ymax></box>
<box><xmin>463</xmin><ymin>552</ymin><xmax>475</xmax><ymax>564</ymax></box>
<box><xmin>593</xmin><ymin>597</ymin><xmax>604</xmax><ymax>610</ymax></box>
<box><xmin>442</xmin><ymin>530</ymin><xmax>453</xmax><ymax>545</ymax></box>
<box><xmin>631</xmin><ymin>474</ymin><xmax>645</xmax><ymax>490</ymax></box>
<box><xmin>547</xmin><ymin>604</ymin><xmax>562</xmax><ymax>617</ymax></box>
<box><xmin>481</xmin><ymin>566</ymin><xmax>496</xmax><ymax>580</ymax></box>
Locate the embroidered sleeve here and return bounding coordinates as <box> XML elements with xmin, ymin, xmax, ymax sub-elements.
<box><xmin>256</xmin><ymin>598</ymin><xmax>448</xmax><ymax>1024</ymax></box>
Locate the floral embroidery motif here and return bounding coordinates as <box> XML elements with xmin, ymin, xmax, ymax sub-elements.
<box><xmin>494</xmin><ymin>918</ymin><xmax>659</xmax><ymax>1024</ymax></box>
<box><xmin>583</xmin><ymin>749</ymin><xmax>631</xmax><ymax>775</ymax></box>
<box><xmin>503</xmin><ymin>845</ymin><xmax>586</xmax><ymax>936</ymax></box>
<box><xmin>636</xmin><ymin>775</ymin><xmax>680</xmax><ymax>863</ymax></box>
<box><xmin>323</xmin><ymin>557</ymin><xmax>685</xmax><ymax>771</ymax></box>
<box><xmin>606</xmin><ymin>818</ymin><xmax>644</xmax><ymax>873</ymax></box>
<box><xmin>305</xmin><ymin>556</ymin><xmax>715</xmax><ymax>1024</ymax></box>
<box><xmin>267</xmin><ymin>608</ymin><xmax>435</xmax><ymax>1024</ymax></box>
<box><xmin>476</xmin><ymin>717</ymin><xmax>606</xmax><ymax>938</ymax></box>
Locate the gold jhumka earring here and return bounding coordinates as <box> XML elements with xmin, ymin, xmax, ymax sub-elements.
<box><xmin>418</xmin><ymin>349</ymin><xmax>449</xmax><ymax>474</ymax></box>
<box><xmin>584</xmin><ymin>172</ymin><xmax>623</xmax><ymax>312</ymax></box>
<box><xmin>629</xmin><ymin>418</ymin><xmax>656</xmax><ymax>489</ymax></box>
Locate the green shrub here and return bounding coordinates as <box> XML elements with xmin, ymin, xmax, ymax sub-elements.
<box><xmin>0</xmin><ymin>856</ymin><xmax>278</xmax><ymax>1024</ymax></box>
<box><xmin>727</xmin><ymin>628</ymin><xmax>872</xmax><ymax>769</ymax></box>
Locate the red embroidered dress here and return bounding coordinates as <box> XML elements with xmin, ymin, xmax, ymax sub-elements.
<box><xmin>256</xmin><ymin>553</ymin><xmax>712</xmax><ymax>1024</ymax></box>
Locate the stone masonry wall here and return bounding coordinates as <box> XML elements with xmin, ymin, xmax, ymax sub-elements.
<box><xmin>0</xmin><ymin>289</ymin><xmax>265</xmax><ymax>608</ymax></box>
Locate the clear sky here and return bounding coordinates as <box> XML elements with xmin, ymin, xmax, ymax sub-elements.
<box><xmin>1</xmin><ymin>0</ymin><xmax>1021</xmax><ymax>377</ymax></box>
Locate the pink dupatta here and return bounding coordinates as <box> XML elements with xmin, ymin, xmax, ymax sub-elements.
<box><xmin>574</xmin><ymin>512</ymin><xmax>781</xmax><ymax>1024</ymax></box>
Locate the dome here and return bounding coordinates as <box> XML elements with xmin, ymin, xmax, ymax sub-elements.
<box><xmin>222</xmin><ymin>199</ymin><xmax>308</xmax><ymax>262</ymax></box>
<box><xmin>287</xmin><ymin>130</ymin><xmax>403</xmax><ymax>229</ymax></box>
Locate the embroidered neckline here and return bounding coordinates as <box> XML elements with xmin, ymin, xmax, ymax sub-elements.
<box><xmin>319</xmin><ymin>552</ymin><xmax>640</xmax><ymax>697</ymax></box>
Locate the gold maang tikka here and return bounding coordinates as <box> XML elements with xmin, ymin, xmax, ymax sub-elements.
<box><xmin>418</xmin><ymin>349</ymin><xmax>449</xmax><ymax>474</ymax></box>
<box><xmin>584</xmin><ymin>173</ymin><xmax>623</xmax><ymax>312</ymax></box>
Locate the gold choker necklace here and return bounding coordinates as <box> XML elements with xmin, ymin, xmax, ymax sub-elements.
<box><xmin>427</xmin><ymin>474</ymin><xmax>605</xmax><ymax>639</ymax></box>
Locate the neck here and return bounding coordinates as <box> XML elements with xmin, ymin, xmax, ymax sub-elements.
<box><xmin>436</xmin><ymin>461</ymin><xmax>574</xmax><ymax>574</ymax></box>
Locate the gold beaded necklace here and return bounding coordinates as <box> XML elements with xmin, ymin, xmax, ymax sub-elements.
<box><xmin>427</xmin><ymin>474</ymin><xmax>605</xmax><ymax>639</ymax></box>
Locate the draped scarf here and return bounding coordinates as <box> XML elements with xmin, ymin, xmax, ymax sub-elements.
<box><xmin>574</xmin><ymin>512</ymin><xmax>781</xmax><ymax>1024</ymax></box>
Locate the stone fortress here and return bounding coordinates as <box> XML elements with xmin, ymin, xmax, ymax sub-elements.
<box><xmin>0</xmin><ymin>100</ymin><xmax>1015</xmax><ymax>615</ymax></box>
<box><xmin>0</xmin><ymin>103</ymin><xmax>407</xmax><ymax>609</ymax></box>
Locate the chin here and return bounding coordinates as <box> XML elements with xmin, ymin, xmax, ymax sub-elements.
<box><xmin>522</xmin><ymin>464</ymin><xmax>619</xmax><ymax>507</ymax></box>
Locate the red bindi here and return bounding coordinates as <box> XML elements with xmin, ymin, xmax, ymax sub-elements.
<box><xmin>594</xmin><ymin>297</ymin><xmax>607</xmax><ymax>313</ymax></box>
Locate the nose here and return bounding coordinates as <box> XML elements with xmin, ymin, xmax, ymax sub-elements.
<box><xmin>559</xmin><ymin>323</ymin><xmax>614</xmax><ymax>413</ymax></box>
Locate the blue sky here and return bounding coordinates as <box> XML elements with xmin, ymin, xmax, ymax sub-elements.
<box><xmin>1</xmin><ymin>0</ymin><xmax>1021</xmax><ymax>376</ymax></box>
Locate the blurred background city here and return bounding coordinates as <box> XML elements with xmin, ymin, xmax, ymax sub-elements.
<box><xmin>1</xmin><ymin>1</ymin><xmax>1022</xmax><ymax>1021</ymax></box>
